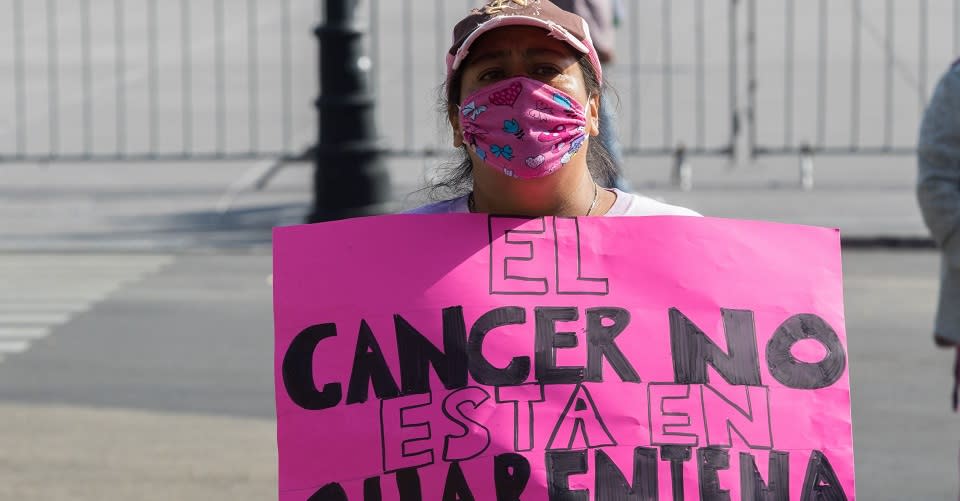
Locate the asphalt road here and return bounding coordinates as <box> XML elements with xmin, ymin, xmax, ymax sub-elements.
<box><xmin>0</xmin><ymin>248</ymin><xmax>955</xmax><ymax>500</ymax></box>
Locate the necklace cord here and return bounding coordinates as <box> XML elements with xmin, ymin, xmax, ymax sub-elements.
<box><xmin>585</xmin><ymin>182</ymin><xmax>599</xmax><ymax>216</ymax></box>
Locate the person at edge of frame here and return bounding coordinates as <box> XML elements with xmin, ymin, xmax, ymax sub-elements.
<box><xmin>551</xmin><ymin>0</ymin><xmax>627</xmax><ymax>190</ymax></box>
<box><xmin>917</xmin><ymin>57</ymin><xmax>960</xmax><ymax>412</ymax></box>
<box><xmin>408</xmin><ymin>0</ymin><xmax>698</xmax><ymax>219</ymax></box>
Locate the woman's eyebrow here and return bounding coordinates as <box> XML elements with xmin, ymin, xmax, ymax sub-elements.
<box><xmin>467</xmin><ymin>49</ymin><xmax>509</xmax><ymax>66</ymax></box>
<box><xmin>523</xmin><ymin>47</ymin><xmax>570</xmax><ymax>59</ymax></box>
<box><xmin>467</xmin><ymin>46</ymin><xmax>569</xmax><ymax>67</ymax></box>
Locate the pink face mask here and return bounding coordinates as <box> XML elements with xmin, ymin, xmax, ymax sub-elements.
<box><xmin>459</xmin><ymin>77</ymin><xmax>589</xmax><ymax>179</ymax></box>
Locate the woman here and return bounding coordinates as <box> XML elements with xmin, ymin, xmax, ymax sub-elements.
<box><xmin>411</xmin><ymin>0</ymin><xmax>697</xmax><ymax>218</ymax></box>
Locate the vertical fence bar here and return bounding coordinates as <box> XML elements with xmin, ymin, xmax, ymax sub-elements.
<box><xmin>630</xmin><ymin>0</ymin><xmax>640</xmax><ymax>150</ymax></box>
<box><xmin>403</xmin><ymin>0</ymin><xmax>414</xmax><ymax>151</ymax></box>
<box><xmin>311</xmin><ymin>0</ymin><xmax>326</xmax><ymax>148</ymax></box>
<box><xmin>148</xmin><ymin>0</ymin><xmax>158</xmax><ymax>155</ymax></box>
<box><xmin>816</xmin><ymin>0</ymin><xmax>827</xmax><ymax>148</ymax></box>
<box><xmin>747</xmin><ymin>0</ymin><xmax>757</xmax><ymax>157</ymax></box>
<box><xmin>695</xmin><ymin>0</ymin><xmax>705</xmax><ymax>149</ymax></box>
<box><xmin>369</xmin><ymin>0</ymin><xmax>379</xmax><ymax>148</ymax></box>
<box><xmin>181</xmin><ymin>0</ymin><xmax>193</xmax><ymax>155</ymax></box>
<box><xmin>784</xmin><ymin>0</ymin><xmax>794</xmax><ymax>148</ymax></box>
<box><xmin>12</xmin><ymin>0</ymin><xmax>26</xmax><ymax>156</ymax></box>
<box><xmin>115</xmin><ymin>0</ymin><xmax>126</xmax><ymax>156</ymax></box>
<box><xmin>729</xmin><ymin>0</ymin><xmax>739</xmax><ymax>157</ymax></box>
<box><xmin>850</xmin><ymin>0</ymin><xmax>861</xmax><ymax>149</ymax></box>
<box><xmin>214</xmin><ymin>0</ymin><xmax>226</xmax><ymax>155</ymax></box>
<box><xmin>436</xmin><ymin>0</ymin><xmax>446</xmax><ymax>149</ymax></box>
<box><xmin>437</xmin><ymin>0</ymin><xmax>445</xmax><ymax>77</ymax></box>
<box><xmin>282</xmin><ymin>0</ymin><xmax>292</xmax><ymax>152</ymax></box>
<box><xmin>248</xmin><ymin>0</ymin><xmax>260</xmax><ymax>154</ymax></box>
<box><xmin>884</xmin><ymin>0</ymin><xmax>894</xmax><ymax>149</ymax></box>
<box><xmin>662</xmin><ymin>0</ymin><xmax>673</xmax><ymax>149</ymax></box>
<box><xmin>81</xmin><ymin>0</ymin><xmax>93</xmax><ymax>156</ymax></box>
<box><xmin>370</xmin><ymin>0</ymin><xmax>380</xmax><ymax>94</ymax></box>
<box><xmin>47</xmin><ymin>0</ymin><xmax>60</xmax><ymax>156</ymax></box>
<box><xmin>918</xmin><ymin>0</ymin><xmax>928</xmax><ymax>112</ymax></box>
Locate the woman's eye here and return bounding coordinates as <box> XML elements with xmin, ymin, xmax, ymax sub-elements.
<box><xmin>478</xmin><ymin>69</ymin><xmax>504</xmax><ymax>81</ymax></box>
<box><xmin>534</xmin><ymin>65</ymin><xmax>561</xmax><ymax>77</ymax></box>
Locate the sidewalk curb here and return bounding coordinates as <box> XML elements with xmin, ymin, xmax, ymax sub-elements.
<box><xmin>841</xmin><ymin>236</ymin><xmax>936</xmax><ymax>249</ymax></box>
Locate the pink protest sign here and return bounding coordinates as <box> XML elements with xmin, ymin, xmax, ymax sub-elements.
<box><xmin>273</xmin><ymin>215</ymin><xmax>855</xmax><ymax>500</ymax></box>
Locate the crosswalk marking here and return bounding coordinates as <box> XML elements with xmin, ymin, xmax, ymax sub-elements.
<box><xmin>0</xmin><ymin>254</ymin><xmax>174</xmax><ymax>360</ymax></box>
<box><xmin>0</xmin><ymin>327</ymin><xmax>50</xmax><ymax>339</ymax></box>
<box><xmin>0</xmin><ymin>314</ymin><xmax>72</xmax><ymax>325</ymax></box>
<box><xmin>0</xmin><ymin>303</ymin><xmax>91</xmax><ymax>313</ymax></box>
<box><xmin>0</xmin><ymin>341</ymin><xmax>30</xmax><ymax>354</ymax></box>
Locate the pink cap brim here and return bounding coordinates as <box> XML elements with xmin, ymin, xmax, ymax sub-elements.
<box><xmin>446</xmin><ymin>15</ymin><xmax>603</xmax><ymax>85</ymax></box>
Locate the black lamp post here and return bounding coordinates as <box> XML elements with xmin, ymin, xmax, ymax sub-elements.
<box><xmin>308</xmin><ymin>0</ymin><xmax>389</xmax><ymax>223</ymax></box>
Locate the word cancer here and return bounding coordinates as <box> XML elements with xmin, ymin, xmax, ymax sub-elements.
<box><xmin>282</xmin><ymin>305</ymin><xmax>846</xmax><ymax>411</ymax></box>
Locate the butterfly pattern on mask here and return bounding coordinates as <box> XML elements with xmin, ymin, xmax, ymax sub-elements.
<box><xmin>552</xmin><ymin>93</ymin><xmax>581</xmax><ymax>119</ymax></box>
<box><xmin>503</xmin><ymin>119</ymin><xmax>525</xmax><ymax>140</ymax></box>
<box><xmin>462</xmin><ymin>101</ymin><xmax>488</xmax><ymax>121</ymax></box>
<box><xmin>560</xmin><ymin>135</ymin><xmax>586</xmax><ymax>164</ymax></box>
<box><xmin>462</xmin><ymin>122</ymin><xmax>488</xmax><ymax>147</ymax></box>
<box><xmin>490</xmin><ymin>144</ymin><xmax>514</xmax><ymax>160</ymax></box>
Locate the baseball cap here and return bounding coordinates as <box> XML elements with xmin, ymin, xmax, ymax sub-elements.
<box><xmin>446</xmin><ymin>0</ymin><xmax>604</xmax><ymax>85</ymax></box>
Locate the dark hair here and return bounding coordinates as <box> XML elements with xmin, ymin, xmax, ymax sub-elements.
<box><xmin>427</xmin><ymin>54</ymin><xmax>617</xmax><ymax>200</ymax></box>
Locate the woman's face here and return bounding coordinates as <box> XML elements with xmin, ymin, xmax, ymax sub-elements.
<box><xmin>451</xmin><ymin>26</ymin><xmax>600</xmax><ymax>147</ymax></box>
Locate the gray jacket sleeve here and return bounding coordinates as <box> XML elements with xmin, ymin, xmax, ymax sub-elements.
<box><xmin>917</xmin><ymin>66</ymin><xmax>960</xmax><ymax>248</ymax></box>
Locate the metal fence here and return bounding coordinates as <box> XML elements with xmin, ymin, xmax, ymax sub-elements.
<box><xmin>747</xmin><ymin>0</ymin><xmax>960</xmax><ymax>158</ymax></box>
<box><xmin>0</xmin><ymin>0</ymin><xmax>319</xmax><ymax>162</ymax></box>
<box><xmin>1</xmin><ymin>0</ymin><xmax>958</xmax><ymax>164</ymax></box>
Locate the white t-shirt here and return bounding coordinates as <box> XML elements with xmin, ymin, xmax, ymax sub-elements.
<box><xmin>407</xmin><ymin>188</ymin><xmax>700</xmax><ymax>217</ymax></box>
